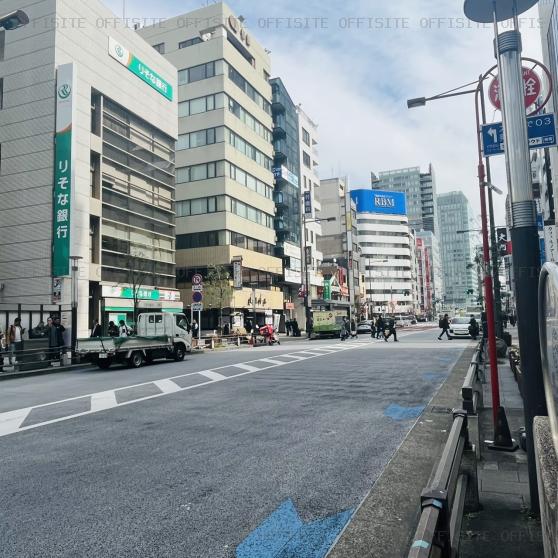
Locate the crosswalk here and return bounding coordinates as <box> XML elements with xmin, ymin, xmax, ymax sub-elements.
<box><xmin>0</xmin><ymin>342</ymin><xmax>363</xmax><ymax>439</ymax></box>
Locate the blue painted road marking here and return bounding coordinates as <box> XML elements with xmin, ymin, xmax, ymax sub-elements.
<box><xmin>236</xmin><ymin>499</ymin><xmax>354</xmax><ymax>558</ymax></box>
<box><xmin>422</xmin><ymin>372</ymin><xmax>446</xmax><ymax>383</ymax></box>
<box><xmin>384</xmin><ymin>403</ymin><xmax>425</xmax><ymax>421</ymax></box>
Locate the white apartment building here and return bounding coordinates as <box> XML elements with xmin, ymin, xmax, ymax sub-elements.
<box><xmin>0</xmin><ymin>0</ymin><xmax>179</xmax><ymax>338</ymax></box>
<box><xmin>351</xmin><ymin>189</ymin><xmax>416</xmax><ymax>314</ymax></box>
<box><xmin>138</xmin><ymin>3</ymin><xmax>284</xmax><ymax>328</ymax></box>
<box><xmin>297</xmin><ymin>106</ymin><xmax>323</xmax><ymax>323</ymax></box>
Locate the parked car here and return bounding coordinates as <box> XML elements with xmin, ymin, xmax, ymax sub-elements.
<box><xmin>449</xmin><ymin>316</ymin><xmax>475</xmax><ymax>339</ymax></box>
<box><xmin>356</xmin><ymin>320</ymin><xmax>374</xmax><ymax>334</ymax></box>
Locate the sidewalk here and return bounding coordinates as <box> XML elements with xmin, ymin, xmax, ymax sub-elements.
<box><xmin>460</xmin><ymin>333</ymin><xmax>544</xmax><ymax>557</ymax></box>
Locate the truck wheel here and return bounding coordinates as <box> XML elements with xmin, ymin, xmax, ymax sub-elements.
<box><xmin>128</xmin><ymin>351</ymin><xmax>145</xmax><ymax>368</ymax></box>
<box><xmin>174</xmin><ymin>346</ymin><xmax>186</xmax><ymax>361</ymax></box>
<box><xmin>98</xmin><ymin>358</ymin><xmax>112</xmax><ymax>370</ymax></box>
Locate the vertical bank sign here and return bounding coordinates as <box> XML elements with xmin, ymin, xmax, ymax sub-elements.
<box><xmin>108</xmin><ymin>37</ymin><xmax>173</xmax><ymax>101</ymax></box>
<box><xmin>350</xmin><ymin>189</ymin><xmax>407</xmax><ymax>216</ymax></box>
<box><xmin>52</xmin><ymin>63</ymin><xmax>76</xmax><ymax>277</ymax></box>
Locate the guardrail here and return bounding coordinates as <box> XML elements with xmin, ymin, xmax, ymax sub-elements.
<box><xmin>195</xmin><ymin>335</ymin><xmax>250</xmax><ymax>350</ymax></box>
<box><xmin>1</xmin><ymin>345</ymin><xmax>70</xmax><ymax>373</ymax></box>
<box><xmin>408</xmin><ymin>409</ymin><xmax>479</xmax><ymax>558</ymax></box>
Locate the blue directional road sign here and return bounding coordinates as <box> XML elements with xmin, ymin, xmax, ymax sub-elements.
<box><xmin>481</xmin><ymin>113</ymin><xmax>557</xmax><ymax>157</ymax></box>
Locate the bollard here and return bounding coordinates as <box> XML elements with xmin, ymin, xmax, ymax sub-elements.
<box><xmin>210</xmin><ymin>338</ymin><xmax>215</xmax><ymax>350</ymax></box>
<box><xmin>237</xmin><ymin>336</ymin><xmax>240</xmax><ymax>347</ymax></box>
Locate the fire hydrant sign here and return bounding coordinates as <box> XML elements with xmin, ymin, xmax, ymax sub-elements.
<box><xmin>52</xmin><ymin>63</ymin><xmax>76</xmax><ymax>277</ymax></box>
<box><xmin>489</xmin><ymin>67</ymin><xmax>541</xmax><ymax>110</ymax></box>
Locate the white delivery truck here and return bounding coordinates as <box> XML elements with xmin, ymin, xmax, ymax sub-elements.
<box><xmin>76</xmin><ymin>312</ymin><xmax>192</xmax><ymax>369</ymax></box>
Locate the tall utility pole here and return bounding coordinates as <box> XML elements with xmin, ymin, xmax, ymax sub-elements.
<box><xmin>465</xmin><ymin>0</ymin><xmax>548</xmax><ymax>514</ymax></box>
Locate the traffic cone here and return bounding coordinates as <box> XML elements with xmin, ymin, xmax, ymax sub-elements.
<box><xmin>485</xmin><ymin>406</ymin><xmax>518</xmax><ymax>452</ymax></box>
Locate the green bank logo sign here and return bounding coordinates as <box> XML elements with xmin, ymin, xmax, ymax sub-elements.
<box><xmin>108</xmin><ymin>37</ymin><xmax>173</xmax><ymax>101</ymax></box>
<box><xmin>58</xmin><ymin>84</ymin><xmax>71</xmax><ymax>99</ymax></box>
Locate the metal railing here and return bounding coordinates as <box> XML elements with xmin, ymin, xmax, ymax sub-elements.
<box><xmin>1</xmin><ymin>345</ymin><xmax>70</xmax><ymax>374</ymax></box>
<box><xmin>461</xmin><ymin>342</ymin><xmax>484</xmax><ymax>415</ymax></box>
<box><xmin>408</xmin><ymin>409</ymin><xmax>479</xmax><ymax>558</ymax></box>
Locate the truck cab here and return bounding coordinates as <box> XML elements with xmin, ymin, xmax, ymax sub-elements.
<box><xmin>136</xmin><ymin>312</ymin><xmax>192</xmax><ymax>340</ymax></box>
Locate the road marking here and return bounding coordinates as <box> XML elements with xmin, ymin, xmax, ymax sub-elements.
<box><xmin>274</xmin><ymin>354</ymin><xmax>307</xmax><ymax>361</ymax></box>
<box><xmin>258</xmin><ymin>358</ymin><xmax>287</xmax><ymax>365</ymax></box>
<box><xmin>90</xmin><ymin>391</ymin><xmax>118</xmax><ymax>412</ymax></box>
<box><xmin>232</xmin><ymin>363</ymin><xmax>261</xmax><ymax>373</ymax></box>
<box><xmin>0</xmin><ymin>407</ymin><xmax>32</xmax><ymax>436</ymax></box>
<box><xmin>198</xmin><ymin>370</ymin><xmax>227</xmax><ymax>382</ymax></box>
<box><xmin>153</xmin><ymin>378</ymin><xmax>182</xmax><ymax>394</ymax></box>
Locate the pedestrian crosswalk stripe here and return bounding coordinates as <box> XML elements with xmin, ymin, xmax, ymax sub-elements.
<box><xmin>198</xmin><ymin>370</ymin><xmax>227</xmax><ymax>382</ymax></box>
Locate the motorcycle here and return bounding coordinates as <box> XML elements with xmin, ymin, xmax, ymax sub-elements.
<box><xmin>259</xmin><ymin>325</ymin><xmax>280</xmax><ymax>345</ymax></box>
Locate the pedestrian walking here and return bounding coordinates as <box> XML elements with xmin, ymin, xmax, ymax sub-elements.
<box><xmin>438</xmin><ymin>314</ymin><xmax>451</xmax><ymax>340</ymax></box>
<box><xmin>340</xmin><ymin>317</ymin><xmax>349</xmax><ymax>341</ymax></box>
<box><xmin>384</xmin><ymin>316</ymin><xmax>398</xmax><ymax>342</ymax></box>
<box><xmin>90</xmin><ymin>319</ymin><xmax>102</xmax><ymax>338</ymax></box>
<box><xmin>48</xmin><ymin>316</ymin><xmax>66</xmax><ymax>360</ymax></box>
<box><xmin>7</xmin><ymin>317</ymin><xmax>25</xmax><ymax>365</ymax></box>
<box><xmin>509</xmin><ymin>313</ymin><xmax>517</xmax><ymax>327</ymax></box>
<box><xmin>285</xmin><ymin>319</ymin><xmax>291</xmax><ymax>337</ymax></box>
<box><xmin>191</xmin><ymin>319</ymin><xmax>199</xmax><ymax>338</ymax></box>
<box><xmin>375</xmin><ymin>315</ymin><xmax>385</xmax><ymax>339</ymax></box>
<box><xmin>350</xmin><ymin>318</ymin><xmax>357</xmax><ymax>338</ymax></box>
<box><xmin>370</xmin><ymin>316</ymin><xmax>376</xmax><ymax>339</ymax></box>
<box><xmin>306</xmin><ymin>317</ymin><xmax>313</xmax><ymax>339</ymax></box>
<box><xmin>468</xmin><ymin>315</ymin><xmax>479</xmax><ymax>340</ymax></box>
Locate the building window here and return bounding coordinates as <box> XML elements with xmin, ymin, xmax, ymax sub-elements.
<box><xmin>227</xmin><ymin>63</ymin><xmax>272</xmax><ymax>114</ymax></box>
<box><xmin>179</xmin><ymin>37</ymin><xmax>202</xmax><ymax>49</ymax></box>
<box><xmin>227</xmin><ymin>95</ymin><xmax>272</xmax><ymax>142</ymax></box>
<box><xmin>303</xmin><ymin>151</ymin><xmax>311</xmax><ymax>168</ymax></box>
<box><xmin>178</xmin><ymin>60</ymin><xmax>224</xmax><ymax>85</ymax></box>
<box><xmin>178</xmin><ymin>92</ymin><xmax>225</xmax><ymax>117</ymax></box>
<box><xmin>176</xmin><ymin>230</ymin><xmax>227</xmax><ymax>249</ymax></box>
<box><xmin>176</xmin><ymin>126</ymin><xmax>225</xmax><ymax>150</ymax></box>
<box><xmin>176</xmin><ymin>160</ymin><xmax>226</xmax><ymax>183</ymax></box>
<box><xmin>227</xmin><ymin>129</ymin><xmax>272</xmax><ymax>171</ymax></box>
<box><xmin>302</xmin><ymin>128</ymin><xmax>310</xmax><ymax>146</ymax></box>
<box><xmin>176</xmin><ymin>195</ymin><xmax>226</xmax><ymax>217</ymax></box>
<box><xmin>152</xmin><ymin>43</ymin><xmax>165</xmax><ymax>54</ymax></box>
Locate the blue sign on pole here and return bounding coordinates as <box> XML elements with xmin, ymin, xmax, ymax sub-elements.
<box><xmin>481</xmin><ymin>113</ymin><xmax>557</xmax><ymax>157</ymax></box>
<box><xmin>303</xmin><ymin>191</ymin><xmax>312</xmax><ymax>215</ymax></box>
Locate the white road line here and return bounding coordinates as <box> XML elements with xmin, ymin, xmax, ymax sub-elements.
<box><xmin>153</xmin><ymin>378</ymin><xmax>182</xmax><ymax>394</ymax></box>
<box><xmin>258</xmin><ymin>358</ymin><xmax>287</xmax><ymax>365</ymax></box>
<box><xmin>198</xmin><ymin>370</ymin><xmax>227</xmax><ymax>382</ymax></box>
<box><xmin>0</xmin><ymin>407</ymin><xmax>32</xmax><ymax>436</ymax></box>
<box><xmin>90</xmin><ymin>390</ymin><xmax>118</xmax><ymax>412</ymax></box>
<box><xmin>232</xmin><ymin>363</ymin><xmax>261</xmax><ymax>372</ymax></box>
<box><xmin>0</xmin><ymin>343</ymin><xmax>373</xmax><ymax>437</ymax></box>
<box><xmin>294</xmin><ymin>351</ymin><xmax>325</xmax><ymax>357</ymax></box>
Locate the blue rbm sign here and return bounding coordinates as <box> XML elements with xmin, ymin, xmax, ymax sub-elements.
<box><xmin>350</xmin><ymin>189</ymin><xmax>407</xmax><ymax>216</ymax></box>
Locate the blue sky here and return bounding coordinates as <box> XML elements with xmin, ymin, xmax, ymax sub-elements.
<box><xmin>105</xmin><ymin>0</ymin><xmax>544</xmax><ymax>227</ymax></box>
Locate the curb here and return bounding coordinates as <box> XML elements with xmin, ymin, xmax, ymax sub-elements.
<box><xmin>0</xmin><ymin>363</ymin><xmax>97</xmax><ymax>381</ymax></box>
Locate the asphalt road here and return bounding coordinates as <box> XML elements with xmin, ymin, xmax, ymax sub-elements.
<box><xmin>0</xmin><ymin>328</ymin><xmax>470</xmax><ymax>557</ymax></box>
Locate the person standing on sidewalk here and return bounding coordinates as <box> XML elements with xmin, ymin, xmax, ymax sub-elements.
<box><xmin>438</xmin><ymin>314</ymin><xmax>451</xmax><ymax>340</ymax></box>
<box><xmin>8</xmin><ymin>318</ymin><xmax>25</xmax><ymax>364</ymax></box>
<box><xmin>48</xmin><ymin>316</ymin><xmax>66</xmax><ymax>360</ymax></box>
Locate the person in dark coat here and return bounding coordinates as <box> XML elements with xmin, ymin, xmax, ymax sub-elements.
<box><xmin>90</xmin><ymin>320</ymin><xmax>102</xmax><ymax>338</ymax></box>
<box><xmin>375</xmin><ymin>315</ymin><xmax>385</xmax><ymax>339</ymax></box>
<box><xmin>48</xmin><ymin>317</ymin><xmax>66</xmax><ymax>358</ymax></box>
<box><xmin>384</xmin><ymin>316</ymin><xmax>398</xmax><ymax>342</ymax></box>
<box><xmin>107</xmin><ymin>321</ymin><xmax>119</xmax><ymax>337</ymax></box>
<box><xmin>438</xmin><ymin>314</ymin><xmax>451</xmax><ymax>340</ymax></box>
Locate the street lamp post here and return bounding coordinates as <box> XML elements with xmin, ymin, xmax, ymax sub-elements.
<box><xmin>464</xmin><ymin>0</ymin><xmax>547</xmax><ymax>513</ymax></box>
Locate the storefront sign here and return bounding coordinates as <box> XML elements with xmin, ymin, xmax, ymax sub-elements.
<box><xmin>52</xmin><ymin>63</ymin><xmax>76</xmax><ymax>277</ymax></box>
<box><xmin>323</xmin><ymin>279</ymin><xmax>331</xmax><ymax>301</ymax></box>
<box><xmin>101</xmin><ymin>285</ymin><xmax>180</xmax><ymax>301</ymax></box>
<box><xmin>233</xmin><ymin>258</ymin><xmax>243</xmax><ymax>289</ymax></box>
<box><xmin>273</xmin><ymin>165</ymin><xmax>300</xmax><ymax>188</ymax></box>
<box><xmin>545</xmin><ymin>225</ymin><xmax>558</xmax><ymax>263</ymax></box>
<box><xmin>303</xmin><ymin>191</ymin><xmax>312</xmax><ymax>215</ymax></box>
<box><xmin>108</xmin><ymin>37</ymin><xmax>173</xmax><ymax>101</ymax></box>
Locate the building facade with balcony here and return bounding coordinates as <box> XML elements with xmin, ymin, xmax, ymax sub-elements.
<box><xmin>0</xmin><ymin>0</ymin><xmax>179</xmax><ymax>338</ymax></box>
<box><xmin>139</xmin><ymin>3</ymin><xmax>284</xmax><ymax>329</ymax></box>
<box><xmin>351</xmin><ymin>189</ymin><xmax>416</xmax><ymax>315</ymax></box>
<box><xmin>269</xmin><ymin>77</ymin><xmax>302</xmax><ymax>325</ymax></box>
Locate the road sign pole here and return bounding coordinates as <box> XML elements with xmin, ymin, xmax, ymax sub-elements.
<box><xmin>495</xmin><ymin>24</ymin><xmax>547</xmax><ymax>513</ymax></box>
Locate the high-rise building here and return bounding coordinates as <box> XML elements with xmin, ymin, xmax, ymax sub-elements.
<box><xmin>139</xmin><ymin>3</ymin><xmax>285</xmax><ymax>329</ymax></box>
<box><xmin>269</xmin><ymin>77</ymin><xmax>302</xmax><ymax>321</ymax></box>
<box><xmin>351</xmin><ymin>189</ymin><xmax>416</xmax><ymax>315</ymax></box>
<box><xmin>0</xmin><ymin>0</ymin><xmax>179</xmax><ymax>337</ymax></box>
<box><xmin>375</xmin><ymin>164</ymin><xmax>438</xmax><ymax>236</ymax></box>
<box><xmin>297</xmin><ymin>106</ymin><xmax>323</xmax><ymax>323</ymax></box>
<box><xmin>415</xmin><ymin>230</ymin><xmax>444</xmax><ymax>315</ymax></box>
<box><xmin>437</xmin><ymin>191</ymin><xmax>478</xmax><ymax>308</ymax></box>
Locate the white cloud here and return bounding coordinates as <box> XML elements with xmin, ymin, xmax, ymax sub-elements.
<box><xmin>104</xmin><ymin>0</ymin><xmax>545</xmax><ymax>226</ymax></box>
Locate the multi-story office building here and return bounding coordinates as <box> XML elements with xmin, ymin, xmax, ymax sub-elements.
<box><xmin>0</xmin><ymin>0</ymin><xmax>179</xmax><ymax>337</ymax></box>
<box><xmin>437</xmin><ymin>192</ymin><xmax>478</xmax><ymax>308</ymax></box>
<box><xmin>317</xmin><ymin>177</ymin><xmax>360</xmax><ymax>316</ymax></box>
<box><xmin>139</xmin><ymin>3</ymin><xmax>284</xmax><ymax>328</ymax></box>
<box><xmin>298</xmin><ymin>106</ymin><xmax>323</xmax><ymax>323</ymax></box>
<box><xmin>415</xmin><ymin>230</ymin><xmax>444</xmax><ymax>315</ymax></box>
<box><xmin>375</xmin><ymin>165</ymin><xmax>438</xmax><ymax>236</ymax></box>
<box><xmin>351</xmin><ymin>189</ymin><xmax>416</xmax><ymax>314</ymax></box>
<box><xmin>269</xmin><ymin>77</ymin><xmax>302</xmax><ymax>321</ymax></box>
<box><xmin>415</xmin><ymin>237</ymin><xmax>433</xmax><ymax>316</ymax></box>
